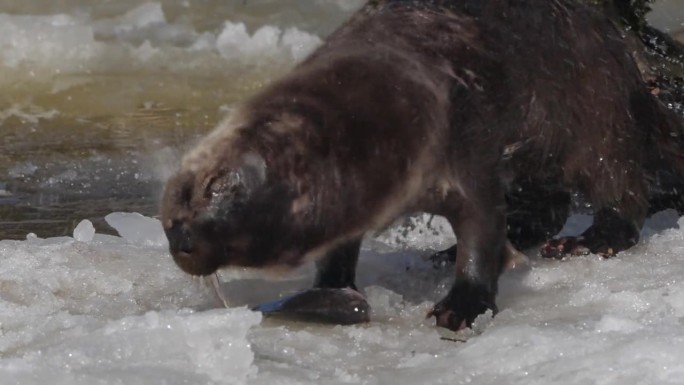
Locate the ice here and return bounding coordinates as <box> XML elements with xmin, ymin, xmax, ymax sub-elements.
<box><xmin>0</xmin><ymin>308</ymin><xmax>260</xmax><ymax>385</ymax></box>
<box><xmin>0</xmin><ymin>104</ymin><xmax>59</xmax><ymax>125</ymax></box>
<box><xmin>216</xmin><ymin>22</ymin><xmax>321</xmax><ymax>63</ymax></box>
<box><xmin>0</xmin><ymin>212</ymin><xmax>261</xmax><ymax>384</ymax></box>
<box><xmin>0</xmin><ymin>2</ymin><xmax>323</xmax><ymax>103</ymax></box>
<box><xmin>111</xmin><ymin>2</ymin><xmax>166</xmax><ymax>30</ymax></box>
<box><xmin>7</xmin><ymin>162</ymin><xmax>38</xmax><ymax>178</ymax></box>
<box><xmin>104</xmin><ymin>212</ymin><xmax>167</xmax><ymax>247</ymax></box>
<box><xmin>1</xmin><ymin>212</ymin><xmax>683</xmax><ymax>383</ymax></box>
<box><xmin>373</xmin><ymin>213</ymin><xmax>456</xmax><ymax>251</ymax></box>
<box><xmin>280</xmin><ymin>27</ymin><xmax>324</xmax><ymax>61</ymax></box>
<box><xmin>72</xmin><ymin>219</ymin><xmax>95</xmax><ymax>242</ymax></box>
<box><xmin>0</xmin><ymin>13</ymin><xmax>98</xmax><ymax>70</ymax></box>
<box><xmin>92</xmin><ymin>3</ymin><xmax>202</xmax><ymax>48</ymax></box>
<box><xmin>320</xmin><ymin>0</ymin><xmax>367</xmax><ymax>12</ymax></box>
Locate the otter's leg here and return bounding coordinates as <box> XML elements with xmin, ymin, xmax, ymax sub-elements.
<box><xmin>428</xmin><ymin>184</ymin><xmax>507</xmax><ymax>331</ymax></box>
<box><xmin>541</xmin><ymin>207</ymin><xmax>642</xmax><ymax>258</ymax></box>
<box><xmin>313</xmin><ymin>239</ymin><xmax>362</xmax><ymax>290</ymax></box>
<box><xmin>429</xmin><ymin>179</ymin><xmax>569</xmax><ymax>267</ymax></box>
<box><xmin>541</xmin><ymin>162</ymin><xmax>648</xmax><ymax>259</ymax></box>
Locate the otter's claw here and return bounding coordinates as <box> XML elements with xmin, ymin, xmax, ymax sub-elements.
<box><xmin>428</xmin><ymin>281</ymin><xmax>497</xmax><ymax>331</ymax></box>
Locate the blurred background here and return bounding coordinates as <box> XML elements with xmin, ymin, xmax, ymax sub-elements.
<box><xmin>0</xmin><ymin>0</ymin><xmax>682</xmax><ymax>239</ymax></box>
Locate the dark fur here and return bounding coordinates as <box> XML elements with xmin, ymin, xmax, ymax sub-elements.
<box><xmin>161</xmin><ymin>0</ymin><xmax>684</xmax><ymax>330</ymax></box>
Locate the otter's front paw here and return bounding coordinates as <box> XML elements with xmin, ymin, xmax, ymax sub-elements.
<box><xmin>427</xmin><ymin>281</ymin><xmax>498</xmax><ymax>331</ymax></box>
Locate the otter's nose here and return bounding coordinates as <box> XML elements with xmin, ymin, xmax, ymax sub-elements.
<box><xmin>167</xmin><ymin>221</ymin><xmax>194</xmax><ymax>255</ymax></box>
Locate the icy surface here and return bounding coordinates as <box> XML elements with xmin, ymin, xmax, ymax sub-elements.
<box><xmin>1</xmin><ymin>212</ymin><xmax>684</xmax><ymax>384</ymax></box>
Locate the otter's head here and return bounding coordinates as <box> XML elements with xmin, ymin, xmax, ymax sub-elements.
<box><xmin>160</xmin><ymin>142</ymin><xmax>309</xmax><ymax>276</ymax></box>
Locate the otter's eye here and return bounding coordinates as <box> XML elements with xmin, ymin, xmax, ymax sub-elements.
<box><xmin>205</xmin><ymin>176</ymin><xmax>224</xmax><ymax>199</ymax></box>
<box><xmin>204</xmin><ymin>172</ymin><xmax>242</xmax><ymax>199</ymax></box>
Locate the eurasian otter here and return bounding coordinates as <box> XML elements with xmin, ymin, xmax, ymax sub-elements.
<box><xmin>160</xmin><ymin>0</ymin><xmax>684</xmax><ymax>331</ymax></box>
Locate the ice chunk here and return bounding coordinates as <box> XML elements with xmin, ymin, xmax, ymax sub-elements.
<box><xmin>104</xmin><ymin>212</ymin><xmax>167</xmax><ymax>247</ymax></box>
<box><xmin>216</xmin><ymin>22</ymin><xmax>281</xmax><ymax>60</ymax></box>
<box><xmin>281</xmin><ymin>27</ymin><xmax>323</xmax><ymax>61</ymax></box>
<box><xmin>116</xmin><ymin>2</ymin><xmax>166</xmax><ymax>30</ymax></box>
<box><xmin>364</xmin><ymin>285</ymin><xmax>405</xmax><ymax>320</ymax></box>
<box><xmin>216</xmin><ymin>21</ymin><xmax>322</xmax><ymax>63</ymax></box>
<box><xmin>72</xmin><ymin>219</ymin><xmax>95</xmax><ymax>242</ymax></box>
<box><xmin>373</xmin><ymin>213</ymin><xmax>456</xmax><ymax>251</ymax></box>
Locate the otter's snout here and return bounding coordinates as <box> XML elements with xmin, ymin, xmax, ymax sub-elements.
<box><xmin>167</xmin><ymin>221</ymin><xmax>194</xmax><ymax>256</ymax></box>
<box><xmin>164</xmin><ymin>220</ymin><xmax>220</xmax><ymax>276</ymax></box>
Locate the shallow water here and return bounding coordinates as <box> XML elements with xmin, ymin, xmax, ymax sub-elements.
<box><xmin>0</xmin><ymin>0</ymin><xmax>362</xmax><ymax>239</ymax></box>
<box><xmin>0</xmin><ymin>0</ymin><xmax>683</xmax><ymax>239</ymax></box>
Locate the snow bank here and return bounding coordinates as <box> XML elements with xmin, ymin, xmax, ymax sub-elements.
<box><xmin>1</xmin><ymin>212</ymin><xmax>683</xmax><ymax>384</ymax></box>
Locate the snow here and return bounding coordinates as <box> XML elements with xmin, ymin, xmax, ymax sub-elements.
<box><xmin>1</xmin><ymin>212</ymin><xmax>683</xmax><ymax>384</ymax></box>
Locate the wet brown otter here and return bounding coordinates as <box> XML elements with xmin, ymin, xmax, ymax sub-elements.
<box><xmin>161</xmin><ymin>0</ymin><xmax>684</xmax><ymax>331</ymax></box>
